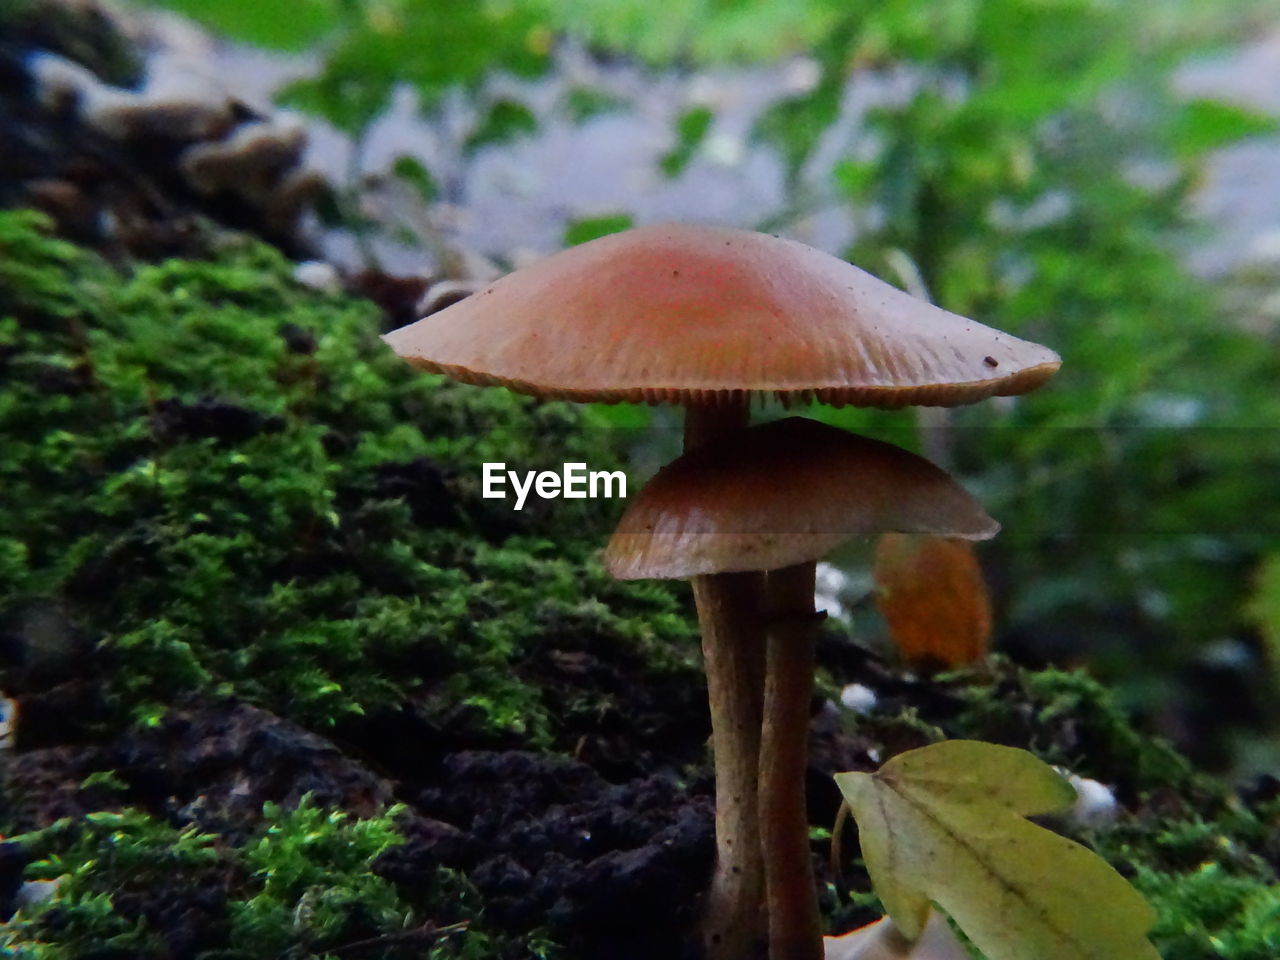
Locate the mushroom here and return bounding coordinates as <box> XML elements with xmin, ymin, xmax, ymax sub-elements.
<box><xmin>379</xmin><ymin>223</ymin><xmax>1059</xmax><ymax>959</ymax></box>
<box><xmin>381</xmin><ymin>223</ymin><xmax>1059</xmax><ymax>410</ymax></box>
<box><xmin>605</xmin><ymin>418</ymin><xmax>998</xmax><ymax>960</ymax></box>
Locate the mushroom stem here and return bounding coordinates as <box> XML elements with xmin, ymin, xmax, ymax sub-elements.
<box><xmin>684</xmin><ymin>399</ymin><xmax>768</xmax><ymax>960</ymax></box>
<box><xmin>694</xmin><ymin>572</ymin><xmax>768</xmax><ymax>960</ymax></box>
<box><xmin>683</xmin><ymin>396</ymin><xmax>751</xmax><ymax>450</ymax></box>
<box><xmin>760</xmin><ymin>561</ymin><xmax>824</xmax><ymax>960</ymax></box>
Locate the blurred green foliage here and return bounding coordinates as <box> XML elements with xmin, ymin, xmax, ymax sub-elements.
<box><xmin>1248</xmin><ymin>555</ymin><xmax>1280</xmax><ymax>686</ymax></box>
<box><xmin>660</xmin><ymin>106</ymin><xmax>714</xmax><ymax>178</ymax></box>
<box><xmin>563</xmin><ymin>213</ymin><xmax>633</xmax><ymax>247</ymax></box>
<box><xmin>759</xmin><ymin>0</ymin><xmax>1280</xmax><ymax>740</ymax></box>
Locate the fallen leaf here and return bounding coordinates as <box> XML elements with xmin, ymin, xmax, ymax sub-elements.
<box><xmin>824</xmin><ymin>911</ymin><xmax>969</xmax><ymax>959</ymax></box>
<box><xmin>835</xmin><ymin>740</ymin><xmax>1158</xmax><ymax>960</ymax></box>
<box><xmin>873</xmin><ymin>534</ymin><xmax>990</xmax><ymax>668</ymax></box>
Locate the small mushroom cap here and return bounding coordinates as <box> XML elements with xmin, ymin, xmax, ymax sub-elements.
<box><xmin>382</xmin><ymin>223</ymin><xmax>1059</xmax><ymax>407</ymax></box>
<box><xmin>605</xmin><ymin>418</ymin><xmax>998</xmax><ymax>580</ymax></box>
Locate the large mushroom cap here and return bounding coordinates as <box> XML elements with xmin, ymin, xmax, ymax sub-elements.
<box><xmin>382</xmin><ymin>223</ymin><xmax>1059</xmax><ymax>407</ymax></box>
<box><xmin>605</xmin><ymin>418</ymin><xmax>998</xmax><ymax>580</ymax></box>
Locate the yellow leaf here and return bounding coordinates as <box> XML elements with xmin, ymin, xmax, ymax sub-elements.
<box><xmin>874</xmin><ymin>534</ymin><xmax>991</xmax><ymax>669</ymax></box>
<box><xmin>834</xmin><ymin>740</ymin><xmax>1158</xmax><ymax>960</ymax></box>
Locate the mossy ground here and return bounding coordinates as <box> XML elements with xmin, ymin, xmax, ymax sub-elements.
<box><xmin>1</xmin><ymin>210</ymin><xmax>1278</xmax><ymax>958</ymax></box>
<box><xmin>0</xmin><ymin>209</ymin><xmax>697</xmax><ymax>747</ymax></box>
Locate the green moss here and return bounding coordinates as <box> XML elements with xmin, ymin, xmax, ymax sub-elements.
<box><xmin>2</xmin><ymin>210</ymin><xmax>687</xmax><ymax>954</ymax></box>
<box><xmin>0</xmin><ymin>209</ymin><xmax>697</xmax><ymax>741</ymax></box>
<box><xmin>0</xmin><ymin>801</ymin><xmax>534</xmax><ymax>959</ymax></box>
<box><xmin>947</xmin><ymin>660</ymin><xmax>1196</xmax><ymax>795</ymax></box>
<box><xmin>1138</xmin><ymin>864</ymin><xmax>1280</xmax><ymax>960</ymax></box>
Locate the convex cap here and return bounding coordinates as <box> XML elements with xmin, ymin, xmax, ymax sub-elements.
<box><xmin>605</xmin><ymin>418</ymin><xmax>997</xmax><ymax>580</ymax></box>
<box><xmin>382</xmin><ymin>223</ymin><xmax>1060</xmax><ymax>407</ymax></box>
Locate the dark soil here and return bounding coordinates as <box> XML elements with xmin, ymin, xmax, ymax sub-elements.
<box><xmin>3</xmin><ymin>655</ymin><xmax>722</xmax><ymax>957</ymax></box>
<box><xmin>388</xmin><ymin>752</ymin><xmax>715</xmax><ymax>958</ymax></box>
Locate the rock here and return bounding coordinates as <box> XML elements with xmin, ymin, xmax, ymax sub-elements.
<box><xmin>180</xmin><ymin>118</ymin><xmax>306</xmax><ymax>197</ymax></box>
<box><xmin>559</xmin><ymin>803</ymin><xmax>714</xmax><ymax>933</ymax></box>
<box><xmin>349</xmin><ymin>269</ymin><xmax>432</xmax><ymax>329</ymax></box>
<box><xmin>5</xmin><ymin>19</ymin><xmax>323</xmax><ymax>259</ymax></box>
<box><xmin>3</xmin><ymin>698</ymin><xmax>394</xmax><ymax>836</ymax></box>
<box><xmin>373</xmin><ymin>814</ymin><xmax>482</xmax><ymax>877</ymax></box>
<box><xmin>261</xmin><ymin>166</ymin><xmax>327</xmax><ymax>236</ymax></box>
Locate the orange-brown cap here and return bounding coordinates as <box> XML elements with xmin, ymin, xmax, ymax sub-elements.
<box><xmin>605</xmin><ymin>418</ymin><xmax>998</xmax><ymax>580</ymax></box>
<box><xmin>382</xmin><ymin>223</ymin><xmax>1059</xmax><ymax>408</ymax></box>
<box><xmin>873</xmin><ymin>534</ymin><xmax>993</xmax><ymax>669</ymax></box>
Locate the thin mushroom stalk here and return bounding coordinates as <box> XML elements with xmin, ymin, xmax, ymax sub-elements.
<box><xmin>694</xmin><ymin>570</ymin><xmax>768</xmax><ymax>959</ymax></box>
<box><xmin>684</xmin><ymin>401</ymin><xmax>769</xmax><ymax>960</ymax></box>
<box><xmin>760</xmin><ymin>562</ymin><xmax>825</xmax><ymax>960</ymax></box>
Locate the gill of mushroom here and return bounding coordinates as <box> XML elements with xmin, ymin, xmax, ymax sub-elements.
<box><xmin>605</xmin><ymin>418</ymin><xmax>1000</xmax><ymax>960</ymax></box>
<box><xmin>379</xmin><ymin>222</ymin><xmax>1060</xmax><ymax>960</ymax></box>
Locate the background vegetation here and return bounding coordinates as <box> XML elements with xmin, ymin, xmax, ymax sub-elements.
<box><xmin>123</xmin><ymin>0</ymin><xmax>1280</xmax><ymax>768</ymax></box>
